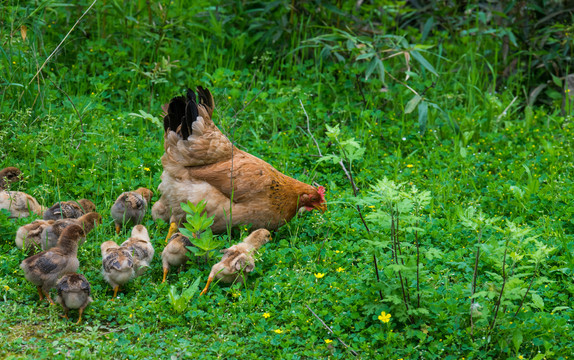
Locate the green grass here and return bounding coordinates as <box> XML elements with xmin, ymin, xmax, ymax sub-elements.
<box><xmin>1</xmin><ymin>1</ymin><xmax>574</xmax><ymax>359</ymax></box>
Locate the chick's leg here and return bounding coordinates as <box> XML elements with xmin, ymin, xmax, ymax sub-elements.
<box><xmin>37</xmin><ymin>286</ymin><xmax>44</xmax><ymax>301</ymax></box>
<box><xmin>162</xmin><ymin>267</ymin><xmax>169</xmax><ymax>283</ymax></box>
<box><xmin>200</xmin><ymin>276</ymin><xmax>214</xmax><ymax>296</ymax></box>
<box><xmin>112</xmin><ymin>285</ymin><xmax>119</xmax><ymax>300</ymax></box>
<box><xmin>76</xmin><ymin>307</ymin><xmax>85</xmax><ymax>325</ymax></box>
<box><xmin>42</xmin><ymin>289</ymin><xmax>55</xmax><ymax>305</ymax></box>
<box><xmin>115</xmin><ymin>224</ymin><xmax>121</xmax><ymax>234</ymax></box>
<box><xmin>60</xmin><ymin>307</ymin><xmax>69</xmax><ymax>320</ymax></box>
<box><xmin>165</xmin><ymin>222</ymin><xmax>178</xmax><ymax>243</ymax></box>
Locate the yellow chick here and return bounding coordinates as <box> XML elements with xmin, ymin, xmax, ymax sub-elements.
<box><xmin>111</xmin><ymin>188</ymin><xmax>153</xmax><ymax>234</ymax></box>
<box><xmin>0</xmin><ymin>167</ymin><xmax>21</xmax><ymax>190</ymax></box>
<box><xmin>43</xmin><ymin>199</ymin><xmax>96</xmax><ymax>221</ymax></box>
<box><xmin>161</xmin><ymin>232</ymin><xmax>193</xmax><ymax>283</ymax></box>
<box><xmin>101</xmin><ymin>241</ymin><xmax>135</xmax><ymax>300</ymax></box>
<box><xmin>41</xmin><ymin>212</ymin><xmax>101</xmax><ymax>251</ymax></box>
<box><xmin>200</xmin><ymin>229</ymin><xmax>271</xmax><ymax>295</ymax></box>
<box><xmin>0</xmin><ymin>190</ymin><xmax>45</xmax><ymax>218</ymax></box>
<box><xmin>55</xmin><ymin>273</ymin><xmax>93</xmax><ymax>324</ymax></box>
<box><xmin>121</xmin><ymin>225</ymin><xmax>154</xmax><ymax>277</ymax></box>
<box><xmin>15</xmin><ymin>219</ymin><xmax>55</xmax><ymax>252</ymax></box>
<box><xmin>20</xmin><ymin>225</ymin><xmax>84</xmax><ymax>304</ymax></box>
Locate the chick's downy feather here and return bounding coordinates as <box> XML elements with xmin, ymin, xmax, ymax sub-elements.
<box><xmin>20</xmin><ymin>224</ymin><xmax>84</xmax><ymax>302</ymax></box>
<box><xmin>15</xmin><ymin>219</ymin><xmax>55</xmax><ymax>251</ymax></box>
<box><xmin>41</xmin><ymin>212</ymin><xmax>101</xmax><ymax>250</ymax></box>
<box><xmin>159</xmin><ymin>87</ymin><xmax>326</xmax><ymax>234</ymax></box>
<box><xmin>0</xmin><ymin>190</ymin><xmax>45</xmax><ymax>218</ymax></box>
<box><xmin>101</xmin><ymin>241</ymin><xmax>135</xmax><ymax>292</ymax></box>
<box><xmin>43</xmin><ymin>199</ymin><xmax>96</xmax><ymax>220</ymax></box>
<box><xmin>120</xmin><ymin>225</ymin><xmax>154</xmax><ymax>276</ymax></box>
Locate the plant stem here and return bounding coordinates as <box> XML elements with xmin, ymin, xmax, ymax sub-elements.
<box><xmin>488</xmin><ymin>242</ymin><xmax>509</xmax><ymax>334</ymax></box>
<box><xmin>470</xmin><ymin>228</ymin><xmax>483</xmax><ymax>341</ymax></box>
<box><xmin>513</xmin><ymin>269</ymin><xmax>537</xmax><ymax>318</ymax></box>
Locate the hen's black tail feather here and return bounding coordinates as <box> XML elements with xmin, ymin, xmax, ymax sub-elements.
<box><xmin>163</xmin><ymin>86</ymin><xmax>213</xmax><ymax>139</ymax></box>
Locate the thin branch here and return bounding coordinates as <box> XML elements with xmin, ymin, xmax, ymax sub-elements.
<box><xmin>48</xmin><ymin>78</ymin><xmax>85</xmax><ymax>150</ymax></box>
<box><xmin>299</xmin><ymin>99</ymin><xmax>322</xmax><ymax>157</ymax></box>
<box><xmin>470</xmin><ymin>228</ymin><xmax>483</xmax><ymax>340</ymax></box>
<box><xmin>305</xmin><ymin>305</ymin><xmax>359</xmax><ymax>357</ymax></box>
<box><xmin>27</xmin><ymin>0</ymin><xmax>98</xmax><ymax>86</ymax></box>
<box><xmin>513</xmin><ymin>269</ymin><xmax>537</xmax><ymax>318</ymax></box>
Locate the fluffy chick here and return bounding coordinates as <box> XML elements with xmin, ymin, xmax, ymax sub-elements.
<box><xmin>0</xmin><ymin>190</ymin><xmax>45</xmax><ymax>218</ymax></box>
<box><xmin>15</xmin><ymin>219</ymin><xmax>55</xmax><ymax>251</ymax></box>
<box><xmin>161</xmin><ymin>232</ymin><xmax>193</xmax><ymax>283</ymax></box>
<box><xmin>200</xmin><ymin>229</ymin><xmax>271</xmax><ymax>295</ymax></box>
<box><xmin>101</xmin><ymin>241</ymin><xmax>135</xmax><ymax>299</ymax></box>
<box><xmin>41</xmin><ymin>212</ymin><xmax>101</xmax><ymax>250</ymax></box>
<box><xmin>55</xmin><ymin>273</ymin><xmax>93</xmax><ymax>324</ymax></box>
<box><xmin>121</xmin><ymin>225</ymin><xmax>154</xmax><ymax>277</ymax></box>
<box><xmin>20</xmin><ymin>224</ymin><xmax>84</xmax><ymax>304</ymax></box>
<box><xmin>0</xmin><ymin>167</ymin><xmax>21</xmax><ymax>190</ymax></box>
<box><xmin>43</xmin><ymin>199</ymin><xmax>96</xmax><ymax>221</ymax></box>
<box><xmin>111</xmin><ymin>188</ymin><xmax>153</xmax><ymax>234</ymax></box>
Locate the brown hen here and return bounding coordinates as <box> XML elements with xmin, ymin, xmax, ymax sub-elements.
<box><xmin>159</xmin><ymin>87</ymin><xmax>326</xmax><ymax>240</ymax></box>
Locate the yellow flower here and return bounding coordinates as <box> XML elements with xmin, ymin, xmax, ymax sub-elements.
<box><xmin>274</xmin><ymin>329</ymin><xmax>283</xmax><ymax>334</ymax></box>
<box><xmin>406</xmin><ymin>164</ymin><xmax>414</xmax><ymax>168</ymax></box>
<box><xmin>314</xmin><ymin>273</ymin><xmax>325</xmax><ymax>279</ymax></box>
<box><xmin>144</xmin><ymin>167</ymin><xmax>150</xmax><ymax>171</ymax></box>
<box><xmin>378</xmin><ymin>311</ymin><xmax>391</xmax><ymax>323</ymax></box>
<box><xmin>325</xmin><ymin>339</ymin><xmax>333</xmax><ymax>344</ymax></box>
<box><xmin>48</xmin><ymin>170</ymin><xmax>52</xmax><ymax>173</ymax></box>
<box><xmin>518</xmin><ymin>356</ymin><xmax>524</xmax><ymax>360</ymax></box>
<box><xmin>3</xmin><ymin>285</ymin><xmax>9</xmax><ymax>291</ymax></box>
<box><xmin>336</xmin><ymin>267</ymin><xmax>344</xmax><ymax>272</ymax></box>
<box><xmin>263</xmin><ymin>313</ymin><xmax>270</xmax><ymax>318</ymax></box>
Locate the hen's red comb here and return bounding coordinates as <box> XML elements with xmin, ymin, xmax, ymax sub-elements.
<box><xmin>317</xmin><ymin>186</ymin><xmax>326</xmax><ymax>201</ymax></box>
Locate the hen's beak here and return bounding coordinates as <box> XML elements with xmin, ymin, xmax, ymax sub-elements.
<box><xmin>314</xmin><ymin>203</ymin><xmax>327</xmax><ymax>213</ymax></box>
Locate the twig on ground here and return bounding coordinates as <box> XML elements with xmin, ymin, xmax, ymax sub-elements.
<box><xmin>27</xmin><ymin>0</ymin><xmax>98</xmax><ymax>87</ymax></box>
<box><xmin>48</xmin><ymin>78</ymin><xmax>85</xmax><ymax>150</ymax></box>
<box><xmin>299</xmin><ymin>99</ymin><xmax>322</xmax><ymax>157</ymax></box>
<box><xmin>305</xmin><ymin>305</ymin><xmax>359</xmax><ymax>357</ymax></box>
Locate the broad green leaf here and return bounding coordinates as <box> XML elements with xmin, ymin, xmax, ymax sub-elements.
<box><xmin>531</xmin><ymin>293</ymin><xmax>544</xmax><ymax>310</ymax></box>
<box><xmin>405</xmin><ymin>95</ymin><xmax>422</xmax><ymax>114</ymax></box>
<box><xmin>411</xmin><ymin>50</ymin><xmax>438</xmax><ymax>76</ymax></box>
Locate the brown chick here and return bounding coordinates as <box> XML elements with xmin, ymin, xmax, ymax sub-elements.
<box><xmin>43</xmin><ymin>199</ymin><xmax>96</xmax><ymax>221</ymax></box>
<box><xmin>159</xmin><ymin>87</ymin><xmax>326</xmax><ymax>242</ymax></box>
<box><xmin>101</xmin><ymin>240</ymin><xmax>135</xmax><ymax>300</ymax></box>
<box><xmin>120</xmin><ymin>225</ymin><xmax>154</xmax><ymax>277</ymax></box>
<box><xmin>20</xmin><ymin>224</ymin><xmax>84</xmax><ymax>304</ymax></box>
<box><xmin>55</xmin><ymin>273</ymin><xmax>93</xmax><ymax>324</ymax></box>
<box><xmin>15</xmin><ymin>219</ymin><xmax>55</xmax><ymax>251</ymax></box>
<box><xmin>0</xmin><ymin>190</ymin><xmax>45</xmax><ymax>218</ymax></box>
<box><xmin>161</xmin><ymin>232</ymin><xmax>193</xmax><ymax>283</ymax></box>
<box><xmin>41</xmin><ymin>212</ymin><xmax>102</xmax><ymax>250</ymax></box>
<box><xmin>111</xmin><ymin>188</ymin><xmax>153</xmax><ymax>234</ymax></box>
<box><xmin>0</xmin><ymin>167</ymin><xmax>21</xmax><ymax>190</ymax></box>
<box><xmin>200</xmin><ymin>229</ymin><xmax>271</xmax><ymax>295</ymax></box>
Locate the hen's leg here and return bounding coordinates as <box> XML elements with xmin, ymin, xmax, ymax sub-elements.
<box><xmin>115</xmin><ymin>224</ymin><xmax>121</xmax><ymax>234</ymax></box>
<box><xmin>200</xmin><ymin>276</ymin><xmax>214</xmax><ymax>296</ymax></box>
<box><xmin>162</xmin><ymin>267</ymin><xmax>169</xmax><ymax>283</ymax></box>
<box><xmin>165</xmin><ymin>222</ymin><xmax>178</xmax><ymax>243</ymax></box>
